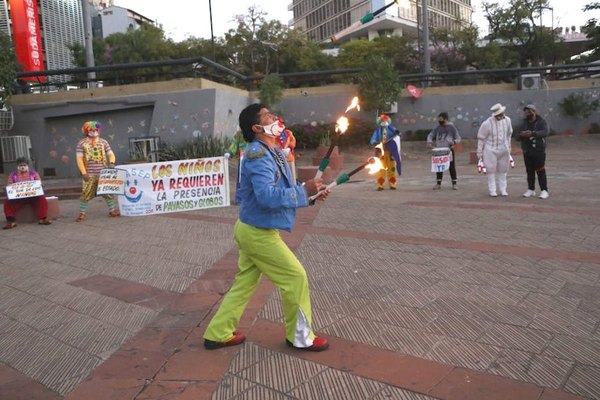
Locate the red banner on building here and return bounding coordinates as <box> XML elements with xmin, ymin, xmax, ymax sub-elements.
<box><xmin>10</xmin><ymin>0</ymin><xmax>45</xmax><ymax>82</ymax></box>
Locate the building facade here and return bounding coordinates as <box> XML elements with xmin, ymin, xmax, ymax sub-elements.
<box><xmin>289</xmin><ymin>0</ymin><xmax>473</xmax><ymax>43</ymax></box>
<box><xmin>92</xmin><ymin>5</ymin><xmax>155</xmax><ymax>39</ymax></box>
<box><xmin>0</xmin><ymin>0</ymin><xmax>85</xmax><ymax>83</ymax></box>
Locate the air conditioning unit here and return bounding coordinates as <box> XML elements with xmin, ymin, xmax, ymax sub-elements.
<box><xmin>382</xmin><ymin>102</ymin><xmax>398</xmax><ymax>114</ymax></box>
<box><xmin>1</xmin><ymin>135</ymin><xmax>32</xmax><ymax>172</ymax></box>
<box><xmin>128</xmin><ymin>136</ymin><xmax>160</xmax><ymax>163</ymax></box>
<box><xmin>519</xmin><ymin>73</ymin><xmax>542</xmax><ymax>90</ymax></box>
<box><xmin>1</xmin><ymin>135</ymin><xmax>32</xmax><ymax>161</ymax></box>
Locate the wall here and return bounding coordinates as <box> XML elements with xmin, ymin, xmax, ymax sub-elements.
<box><xmin>6</xmin><ymin>78</ymin><xmax>599</xmax><ymax>178</ymax></box>
<box><xmin>8</xmin><ymin>79</ymin><xmax>250</xmax><ymax>177</ymax></box>
<box><xmin>277</xmin><ymin>80</ymin><xmax>600</xmax><ymax>139</ymax></box>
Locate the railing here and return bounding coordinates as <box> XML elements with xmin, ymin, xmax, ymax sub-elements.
<box><xmin>15</xmin><ymin>58</ymin><xmax>600</xmax><ymax>93</ymax></box>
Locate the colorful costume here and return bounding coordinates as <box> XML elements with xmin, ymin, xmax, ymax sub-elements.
<box><xmin>75</xmin><ymin>120</ymin><xmax>119</xmax><ymax>221</ymax></box>
<box><xmin>277</xmin><ymin>127</ymin><xmax>297</xmax><ymax>182</ymax></box>
<box><xmin>477</xmin><ymin>104</ymin><xmax>513</xmax><ymax>197</ymax></box>
<box><xmin>226</xmin><ymin>130</ymin><xmax>249</xmax><ymax>204</ymax></box>
<box><xmin>204</xmin><ymin>139</ymin><xmax>318</xmax><ymax>348</ymax></box>
<box><xmin>3</xmin><ymin>160</ymin><xmax>51</xmax><ymax>229</ymax></box>
<box><xmin>370</xmin><ymin>114</ymin><xmax>400</xmax><ymax>190</ymax></box>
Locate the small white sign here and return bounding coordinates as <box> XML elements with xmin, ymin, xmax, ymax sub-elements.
<box><xmin>97</xmin><ymin>168</ymin><xmax>126</xmax><ymax>195</ymax></box>
<box><xmin>6</xmin><ymin>180</ymin><xmax>44</xmax><ymax>200</ymax></box>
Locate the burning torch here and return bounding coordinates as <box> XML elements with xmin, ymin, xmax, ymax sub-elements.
<box><xmin>310</xmin><ymin>156</ymin><xmax>384</xmax><ymax>201</ymax></box>
<box><xmin>330</xmin><ymin>0</ymin><xmax>402</xmax><ymax>43</ymax></box>
<box><xmin>314</xmin><ymin>96</ymin><xmax>360</xmax><ymax>179</ymax></box>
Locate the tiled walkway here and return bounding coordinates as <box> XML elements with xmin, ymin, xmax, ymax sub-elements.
<box><xmin>0</xmin><ymin>135</ymin><xmax>599</xmax><ymax>399</ymax></box>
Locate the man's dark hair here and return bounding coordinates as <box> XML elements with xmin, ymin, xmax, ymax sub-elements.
<box><xmin>239</xmin><ymin>103</ymin><xmax>266</xmax><ymax>143</ymax></box>
<box><xmin>438</xmin><ymin>112</ymin><xmax>449</xmax><ymax>120</ymax></box>
<box><xmin>16</xmin><ymin>157</ymin><xmax>28</xmax><ymax>165</ymax></box>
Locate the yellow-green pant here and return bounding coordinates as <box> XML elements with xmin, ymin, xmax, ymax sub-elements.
<box><xmin>204</xmin><ymin>220</ymin><xmax>316</xmax><ymax>347</ymax></box>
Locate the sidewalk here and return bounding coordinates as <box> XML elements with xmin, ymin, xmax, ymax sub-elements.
<box><xmin>0</xmin><ymin>135</ymin><xmax>599</xmax><ymax>399</ymax></box>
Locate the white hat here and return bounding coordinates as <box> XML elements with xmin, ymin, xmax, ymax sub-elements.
<box><xmin>490</xmin><ymin>103</ymin><xmax>506</xmax><ymax>116</ymax></box>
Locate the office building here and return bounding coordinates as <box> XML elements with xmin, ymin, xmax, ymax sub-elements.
<box><xmin>289</xmin><ymin>0</ymin><xmax>473</xmax><ymax>43</ymax></box>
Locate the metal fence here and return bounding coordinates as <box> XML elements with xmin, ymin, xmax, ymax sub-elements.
<box><xmin>15</xmin><ymin>57</ymin><xmax>600</xmax><ymax>93</ymax></box>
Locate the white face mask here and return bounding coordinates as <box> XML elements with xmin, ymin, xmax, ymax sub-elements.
<box><xmin>381</xmin><ymin>121</ymin><xmax>389</xmax><ymax>128</ymax></box>
<box><xmin>88</xmin><ymin>131</ymin><xmax>99</xmax><ymax>138</ymax></box>
<box><xmin>17</xmin><ymin>165</ymin><xmax>29</xmax><ymax>172</ymax></box>
<box><xmin>261</xmin><ymin>120</ymin><xmax>285</xmax><ymax>137</ymax></box>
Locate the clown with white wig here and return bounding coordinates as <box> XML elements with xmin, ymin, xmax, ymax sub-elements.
<box><xmin>477</xmin><ymin>104</ymin><xmax>513</xmax><ymax>197</ymax></box>
<box><xmin>477</xmin><ymin>103</ymin><xmax>512</xmax><ymax>197</ymax></box>
<box><xmin>75</xmin><ymin>120</ymin><xmax>120</xmax><ymax>221</ymax></box>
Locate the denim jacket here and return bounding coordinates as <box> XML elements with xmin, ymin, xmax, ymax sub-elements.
<box><xmin>238</xmin><ymin>139</ymin><xmax>309</xmax><ymax>232</ymax></box>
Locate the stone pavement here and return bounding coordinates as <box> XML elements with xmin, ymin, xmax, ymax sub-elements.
<box><xmin>0</xmin><ymin>135</ymin><xmax>599</xmax><ymax>400</ymax></box>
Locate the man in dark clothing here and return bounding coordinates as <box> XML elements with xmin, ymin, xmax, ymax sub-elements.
<box><xmin>427</xmin><ymin>112</ymin><xmax>461</xmax><ymax>190</ymax></box>
<box><xmin>515</xmin><ymin>104</ymin><xmax>550</xmax><ymax>199</ymax></box>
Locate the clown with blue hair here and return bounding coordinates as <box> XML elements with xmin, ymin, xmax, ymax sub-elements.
<box><xmin>370</xmin><ymin>114</ymin><xmax>401</xmax><ymax>191</ymax></box>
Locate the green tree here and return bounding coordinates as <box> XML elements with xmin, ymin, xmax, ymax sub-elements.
<box><xmin>259</xmin><ymin>73</ymin><xmax>284</xmax><ymax>109</ymax></box>
<box><xmin>482</xmin><ymin>0</ymin><xmax>566</xmax><ymax>66</ymax></box>
<box><xmin>581</xmin><ymin>2</ymin><xmax>600</xmax><ymax>61</ymax></box>
<box><xmin>357</xmin><ymin>55</ymin><xmax>402</xmax><ymax>113</ymax></box>
<box><xmin>337</xmin><ymin>40</ymin><xmax>379</xmax><ymax>68</ymax></box>
<box><xmin>0</xmin><ymin>31</ymin><xmax>19</xmax><ymax>108</ymax></box>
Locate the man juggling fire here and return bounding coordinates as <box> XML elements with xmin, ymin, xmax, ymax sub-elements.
<box><xmin>370</xmin><ymin>114</ymin><xmax>401</xmax><ymax>191</ymax></box>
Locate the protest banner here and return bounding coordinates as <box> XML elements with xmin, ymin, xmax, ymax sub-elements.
<box><xmin>431</xmin><ymin>147</ymin><xmax>451</xmax><ymax>173</ymax></box>
<box><xmin>116</xmin><ymin>157</ymin><xmax>230</xmax><ymax>217</ymax></box>
<box><xmin>6</xmin><ymin>180</ymin><xmax>44</xmax><ymax>200</ymax></box>
<box><xmin>97</xmin><ymin>168</ymin><xmax>126</xmax><ymax>195</ymax></box>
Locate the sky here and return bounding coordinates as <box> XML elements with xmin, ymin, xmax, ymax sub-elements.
<box><xmin>114</xmin><ymin>0</ymin><xmax>596</xmax><ymax>43</ymax></box>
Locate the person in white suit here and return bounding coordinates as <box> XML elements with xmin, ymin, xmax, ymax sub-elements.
<box><xmin>477</xmin><ymin>103</ymin><xmax>513</xmax><ymax>197</ymax></box>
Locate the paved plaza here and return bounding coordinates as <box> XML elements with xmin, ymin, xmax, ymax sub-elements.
<box><xmin>0</xmin><ymin>135</ymin><xmax>599</xmax><ymax>400</ymax></box>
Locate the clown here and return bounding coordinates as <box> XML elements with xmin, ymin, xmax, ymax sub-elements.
<box><xmin>75</xmin><ymin>120</ymin><xmax>120</xmax><ymax>221</ymax></box>
<box><xmin>370</xmin><ymin>114</ymin><xmax>400</xmax><ymax>191</ymax></box>
<box><xmin>477</xmin><ymin>104</ymin><xmax>513</xmax><ymax>197</ymax></box>
<box><xmin>225</xmin><ymin>129</ymin><xmax>249</xmax><ymax>204</ymax></box>
<box><xmin>276</xmin><ymin>118</ymin><xmax>297</xmax><ymax>182</ymax></box>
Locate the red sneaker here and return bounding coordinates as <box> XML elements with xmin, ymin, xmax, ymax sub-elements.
<box><xmin>286</xmin><ymin>336</ymin><xmax>329</xmax><ymax>352</ymax></box>
<box><xmin>204</xmin><ymin>331</ymin><xmax>246</xmax><ymax>350</ymax></box>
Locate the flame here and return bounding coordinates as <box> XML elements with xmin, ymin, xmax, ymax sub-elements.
<box><xmin>375</xmin><ymin>142</ymin><xmax>385</xmax><ymax>157</ymax></box>
<box><xmin>345</xmin><ymin>96</ymin><xmax>360</xmax><ymax>113</ymax></box>
<box><xmin>397</xmin><ymin>0</ymin><xmax>411</xmax><ymax>9</ymax></box>
<box><xmin>365</xmin><ymin>157</ymin><xmax>384</xmax><ymax>174</ymax></box>
<box><xmin>336</xmin><ymin>116</ymin><xmax>349</xmax><ymax>134</ymax></box>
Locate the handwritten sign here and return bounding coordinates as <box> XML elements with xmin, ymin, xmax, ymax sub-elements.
<box><xmin>6</xmin><ymin>180</ymin><xmax>44</xmax><ymax>200</ymax></box>
<box><xmin>431</xmin><ymin>147</ymin><xmax>451</xmax><ymax>173</ymax></box>
<box><xmin>97</xmin><ymin>168</ymin><xmax>126</xmax><ymax>195</ymax></box>
<box><xmin>115</xmin><ymin>157</ymin><xmax>230</xmax><ymax>217</ymax></box>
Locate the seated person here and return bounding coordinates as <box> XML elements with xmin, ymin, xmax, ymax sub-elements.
<box><xmin>3</xmin><ymin>157</ymin><xmax>51</xmax><ymax>229</ymax></box>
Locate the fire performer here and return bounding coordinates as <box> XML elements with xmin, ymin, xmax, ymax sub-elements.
<box><xmin>75</xmin><ymin>120</ymin><xmax>120</xmax><ymax>221</ymax></box>
<box><xmin>370</xmin><ymin>114</ymin><xmax>401</xmax><ymax>191</ymax></box>
<box><xmin>203</xmin><ymin>103</ymin><xmax>330</xmax><ymax>352</ymax></box>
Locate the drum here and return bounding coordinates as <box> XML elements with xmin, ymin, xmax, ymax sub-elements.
<box><xmin>431</xmin><ymin>147</ymin><xmax>450</xmax><ymax>157</ymax></box>
<box><xmin>431</xmin><ymin>147</ymin><xmax>451</xmax><ymax>173</ymax></box>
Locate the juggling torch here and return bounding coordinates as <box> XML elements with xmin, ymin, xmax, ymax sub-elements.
<box><xmin>315</xmin><ymin>96</ymin><xmax>360</xmax><ymax>179</ymax></box>
<box><xmin>310</xmin><ymin>156</ymin><xmax>384</xmax><ymax>201</ymax></box>
<box><xmin>330</xmin><ymin>0</ymin><xmax>402</xmax><ymax>43</ymax></box>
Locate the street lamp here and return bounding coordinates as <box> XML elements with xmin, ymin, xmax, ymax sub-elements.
<box><xmin>398</xmin><ymin>0</ymin><xmax>430</xmax><ymax>86</ymax></box>
<box><xmin>209</xmin><ymin>0</ymin><xmax>215</xmax><ymax>60</ymax></box>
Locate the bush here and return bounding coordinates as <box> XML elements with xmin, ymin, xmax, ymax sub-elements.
<box><xmin>558</xmin><ymin>93</ymin><xmax>600</xmax><ymax>119</ymax></box>
<box><xmin>158</xmin><ymin>135</ymin><xmax>230</xmax><ymax>161</ymax></box>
